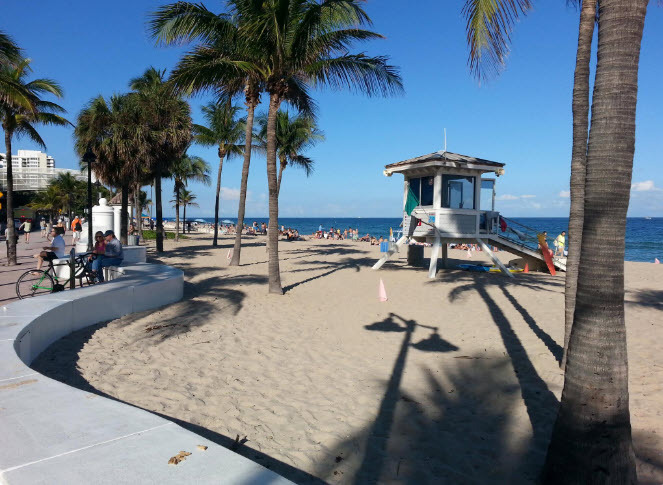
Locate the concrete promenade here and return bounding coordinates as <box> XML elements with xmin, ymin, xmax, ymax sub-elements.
<box><xmin>0</xmin><ymin>232</ymin><xmax>294</xmax><ymax>484</ymax></box>
<box><xmin>0</xmin><ymin>230</ymin><xmax>66</xmax><ymax>304</ymax></box>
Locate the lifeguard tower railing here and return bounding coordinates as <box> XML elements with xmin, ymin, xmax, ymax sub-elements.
<box><xmin>403</xmin><ymin>208</ymin><xmax>501</xmax><ymax>238</ymax></box>
<box><xmin>493</xmin><ymin>217</ymin><xmax>542</xmax><ymax>252</ymax></box>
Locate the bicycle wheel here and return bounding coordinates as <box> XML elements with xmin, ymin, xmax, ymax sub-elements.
<box><xmin>74</xmin><ymin>257</ymin><xmax>94</xmax><ymax>287</ymax></box>
<box><xmin>16</xmin><ymin>270</ymin><xmax>54</xmax><ymax>299</ymax></box>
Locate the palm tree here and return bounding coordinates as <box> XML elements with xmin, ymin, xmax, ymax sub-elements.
<box><xmin>75</xmin><ymin>94</ymin><xmax>139</xmax><ymax>245</ymax></box>
<box><xmin>0</xmin><ymin>31</ymin><xmax>25</xmax><ymax>107</ymax></box>
<box><xmin>49</xmin><ymin>172</ymin><xmax>81</xmax><ymax>219</ymax></box>
<box><xmin>172</xmin><ymin>187</ymin><xmax>198</xmax><ymax>235</ymax></box>
<box><xmin>462</xmin><ymin>0</ymin><xmax>595</xmax><ymax>371</ymax></box>
<box><xmin>193</xmin><ymin>101</ymin><xmax>244</xmax><ymax>246</ymax></box>
<box><xmin>0</xmin><ymin>58</ymin><xmax>71</xmax><ymax>264</ymax></box>
<box><xmin>234</xmin><ymin>0</ymin><xmax>402</xmax><ymax>294</ymax></box>
<box><xmin>462</xmin><ymin>0</ymin><xmax>646</xmax><ymax>479</ymax></box>
<box><xmin>256</xmin><ymin>110</ymin><xmax>323</xmax><ymax>196</ymax></box>
<box><xmin>149</xmin><ymin>2</ymin><xmax>315</xmax><ymax>266</ymax></box>
<box><xmin>561</xmin><ymin>0</ymin><xmax>596</xmax><ymax>369</ymax></box>
<box><xmin>27</xmin><ymin>184</ymin><xmax>63</xmax><ymax>227</ymax></box>
<box><xmin>170</xmin><ymin>154</ymin><xmax>211</xmax><ymax>241</ymax></box>
<box><xmin>129</xmin><ymin>67</ymin><xmax>192</xmax><ymax>253</ymax></box>
<box><xmin>541</xmin><ymin>0</ymin><xmax>648</xmax><ymax>481</ymax></box>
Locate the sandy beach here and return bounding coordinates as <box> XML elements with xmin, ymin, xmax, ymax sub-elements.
<box><xmin>32</xmin><ymin>233</ymin><xmax>663</xmax><ymax>484</ymax></box>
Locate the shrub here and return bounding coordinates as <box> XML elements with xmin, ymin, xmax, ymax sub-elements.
<box><xmin>141</xmin><ymin>230</ymin><xmax>188</xmax><ymax>240</ymax></box>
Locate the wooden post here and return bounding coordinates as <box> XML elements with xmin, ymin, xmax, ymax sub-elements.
<box><xmin>477</xmin><ymin>238</ymin><xmax>513</xmax><ymax>278</ymax></box>
<box><xmin>373</xmin><ymin>236</ymin><xmax>407</xmax><ymax>270</ymax></box>
<box><xmin>69</xmin><ymin>248</ymin><xmax>76</xmax><ymax>289</ymax></box>
<box><xmin>428</xmin><ymin>234</ymin><xmax>441</xmax><ymax>278</ymax></box>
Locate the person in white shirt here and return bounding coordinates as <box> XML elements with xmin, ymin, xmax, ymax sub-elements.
<box><xmin>33</xmin><ymin>227</ymin><xmax>66</xmax><ymax>272</ymax></box>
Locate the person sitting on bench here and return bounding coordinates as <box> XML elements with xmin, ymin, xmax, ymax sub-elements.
<box><xmin>91</xmin><ymin>230</ymin><xmax>123</xmax><ymax>282</ymax></box>
<box><xmin>33</xmin><ymin>227</ymin><xmax>66</xmax><ymax>272</ymax></box>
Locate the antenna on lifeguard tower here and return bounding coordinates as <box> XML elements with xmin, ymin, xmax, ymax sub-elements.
<box><xmin>442</xmin><ymin>128</ymin><xmax>447</xmax><ymax>154</ymax></box>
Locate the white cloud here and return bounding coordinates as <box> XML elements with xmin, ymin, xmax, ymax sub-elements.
<box><xmin>497</xmin><ymin>194</ymin><xmax>536</xmax><ymax>201</ymax></box>
<box><xmin>220</xmin><ymin>187</ymin><xmax>240</xmax><ymax>200</ymax></box>
<box><xmin>220</xmin><ymin>187</ymin><xmax>256</xmax><ymax>201</ymax></box>
<box><xmin>631</xmin><ymin>180</ymin><xmax>660</xmax><ymax>192</ymax></box>
<box><xmin>559</xmin><ymin>190</ymin><xmax>570</xmax><ymax>198</ymax></box>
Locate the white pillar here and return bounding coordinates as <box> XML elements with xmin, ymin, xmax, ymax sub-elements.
<box><xmin>113</xmin><ymin>206</ymin><xmax>121</xmax><ymax>237</ymax></box>
<box><xmin>433</xmin><ymin>170</ymin><xmax>442</xmax><ymax>209</ymax></box>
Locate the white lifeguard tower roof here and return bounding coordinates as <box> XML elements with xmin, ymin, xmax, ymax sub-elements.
<box><xmin>383</xmin><ymin>150</ymin><xmax>505</xmax><ymax>177</ymax></box>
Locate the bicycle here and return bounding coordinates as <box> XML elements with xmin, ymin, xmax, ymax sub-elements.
<box><xmin>15</xmin><ymin>253</ymin><xmax>98</xmax><ymax>300</ymax></box>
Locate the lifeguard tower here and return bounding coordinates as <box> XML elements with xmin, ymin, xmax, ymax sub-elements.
<box><xmin>373</xmin><ymin>150</ymin><xmax>565</xmax><ymax>277</ymax></box>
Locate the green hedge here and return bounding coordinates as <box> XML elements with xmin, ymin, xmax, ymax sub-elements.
<box><xmin>141</xmin><ymin>230</ymin><xmax>189</xmax><ymax>240</ymax></box>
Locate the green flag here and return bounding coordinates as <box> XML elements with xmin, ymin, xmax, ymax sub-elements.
<box><xmin>404</xmin><ymin>186</ymin><xmax>419</xmax><ymax>215</ymax></box>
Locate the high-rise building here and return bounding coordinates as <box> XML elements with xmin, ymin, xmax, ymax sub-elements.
<box><xmin>0</xmin><ymin>150</ymin><xmax>86</xmax><ymax>191</ymax></box>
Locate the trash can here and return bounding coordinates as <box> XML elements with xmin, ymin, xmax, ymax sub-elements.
<box><xmin>407</xmin><ymin>245</ymin><xmax>424</xmax><ymax>267</ymax></box>
<box><xmin>380</xmin><ymin>241</ymin><xmax>389</xmax><ymax>253</ymax></box>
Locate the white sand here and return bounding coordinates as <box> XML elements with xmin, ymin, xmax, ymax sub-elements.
<box><xmin>32</xmin><ymin>233</ymin><xmax>663</xmax><ymax>484</ymax></box>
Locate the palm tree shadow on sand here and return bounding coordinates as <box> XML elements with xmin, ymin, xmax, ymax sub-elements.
<box><xmin>315</xmin><ymin>304</ymin><xmax>561</xmax><ymax>484</ymax></box>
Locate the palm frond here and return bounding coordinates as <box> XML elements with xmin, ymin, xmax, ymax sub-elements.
<box><xmin>13</xmin><ymin>121</ymin><xmax>47</xmax><ymax>149</ymax></box>
<box><xmin>25</xmin><ymin>78</ymin><xmax>64</xmax><ymax>98</ymax></box>
<box><xmin>305</xmin><ymin>53</ymin><xmax>403</xmax><ymax>97</ymax></box>
<box><xmin>462</xmin><ymin>0</ymin><xmax>531</xmax><ymax>81</ymax></box>
<box><xmin>170</xmin><ymin>45</ymin><xmax>260</xmax><ymax>96</ymax></box>
<box><xmin>149</xmin><ymin>2</ymin><xmax>235</xmax><ymax>47</ymax></box>
<box><xmin>289</xmin><ymin>154</ymin><xmax>314</xmax><ymax>176</ymax></box>
<box><xmin>0</xmin><ymin>30</ymin><xmax>21</xmax><ymax>65</ymax></box>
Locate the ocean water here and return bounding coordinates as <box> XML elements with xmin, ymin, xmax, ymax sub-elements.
<box><xmin>193</xmin><ymin>216</ymin><xmax>663</xmax><ymax>263</ymax></box>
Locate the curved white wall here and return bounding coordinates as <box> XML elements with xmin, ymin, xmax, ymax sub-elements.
<box><xmin>0</xmin><ymin>263</ymin><xmax>292</xmax><ymax>485</ymax></box>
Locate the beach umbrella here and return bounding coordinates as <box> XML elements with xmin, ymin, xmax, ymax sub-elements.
<box><xmin>194</xmin><ymin>218</ymin><xmax>206</xmax><ymax>223</ymax></box>
<box><xmin>222</xmin><ymin>219</ymin><xmax>233</xmax><ymax>224</ymax></box>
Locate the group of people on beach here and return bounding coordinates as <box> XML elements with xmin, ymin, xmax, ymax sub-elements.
<box><xmin>313</xmin><ymin>225</ymin><xmax>392</xmax><ymax>245</ymax></box>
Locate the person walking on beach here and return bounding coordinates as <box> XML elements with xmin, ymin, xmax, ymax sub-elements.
<box><xmin>19</xmin><ymin>219</ymin><xmax>32</xmax><ymax>243</ymax></box>
<box><xmin>91</xmin><ymin>230</ymin><xmax>123</xmax><ymax>283</ymax></box>
<box><xmin>40</xmin><ymin>218</ymin><xmax>47</xmax><ymax>238</ymax></box>
<box><xmin>554</xmin><ymin>231</ymin><xmax>566</xmax><ymax>257</ymax></box>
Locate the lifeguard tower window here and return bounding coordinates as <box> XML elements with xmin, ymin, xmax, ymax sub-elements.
<box><xmin>442</xmin><ymin>175</ymin><xmax>475</xmax><ymax>209</ymax></box>
<box><xmin>408</xmin><ymin>176</ymin><xmax>434</xmax><ymax>206</ymax></box>
<box><xmin>481</xmin><ymin>179</ymin><xmax>496</xmax><ymax>211</ymax></box>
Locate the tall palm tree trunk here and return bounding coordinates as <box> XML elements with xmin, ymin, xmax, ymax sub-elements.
<box><xmin>563</xmin><ymin>0</ymin><xmax>596</xmax><ymax>369</ymax></box>
<box><xmin>277</xmin><ymin>159</ymin><xmax>287</xmax><ymax>197</ymax></box>
<box><xmin>212</xmin><ymin>151</ymin><xmax>225</xmax><ymax>247</ymax></box>
<box><xmin>542</xmin><ymin>0</ymin><xmax>647</xmax><ymax>481</ymax></box>
<box><xmin>230</xmin><ymin>98</ymin><xmax>257</xmax><ymax>267</ymax></box>
<box><xmin>266</xmin><ymin>94</ymin><xmax>283</xmax><ymax>294</ymax></box>
<box><xmin>134</xmin><ymin>184</ymin><xmax>142</xmax><ymax>240</ymax></box>
<box><xmin>155</xmin><ymin>175</ymin><xmax>164</xmax><ymax>252</ymax></box>
<box><xmin>4</xmin><ymin>129</ymin><xmax>16</xmax><ymax>265</ymax></box>
<box><xmin>174</xmin><ymin>183</ymin><xmax>181</xmax><ymax>242</ymax></box>
<box><xmin>183</xmin><ymin>203</ymin><xmax>187</xmax><ymax>235</ymax></box>
<box><xmin>120</xmin><ymin>183</ymin><xmax>129</xmax><ymax>245</ymax></box>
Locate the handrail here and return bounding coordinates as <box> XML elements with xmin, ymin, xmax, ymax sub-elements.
<box><xmin>498</xmin><ymin>216</ymin><xmax>541</xmax><ymax>250</ymax></box>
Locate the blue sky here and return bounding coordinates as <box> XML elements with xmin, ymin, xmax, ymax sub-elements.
<box><xmin>1</xmin><ymin>0</ymin><xmax>662</xmax><ymax>218</ymax></box>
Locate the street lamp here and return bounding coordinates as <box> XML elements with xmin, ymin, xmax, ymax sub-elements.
<box><xmin>83</xmin><ymin>149</ymin><xmax>95</xmax><ymax>252</ymax></box>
